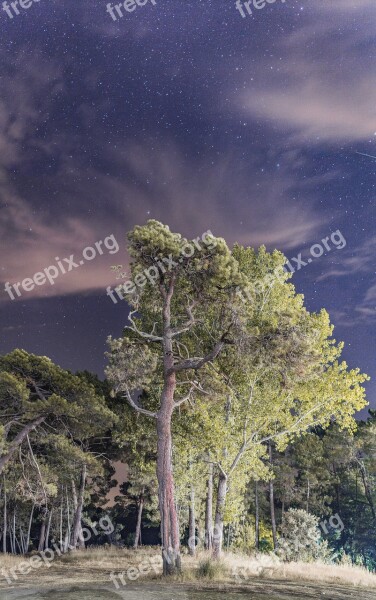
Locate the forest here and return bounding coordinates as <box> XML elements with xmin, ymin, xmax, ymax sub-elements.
<box><xmin>0</xmin><ymin>221</ymin><xmax>375</xmax><ymax>578</ymax></box>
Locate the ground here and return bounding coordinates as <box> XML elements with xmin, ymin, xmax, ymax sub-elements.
<box><xmin>0</xmin><ymin>547</ymin><xmax>375</xmax><ymax>599</ymax></box>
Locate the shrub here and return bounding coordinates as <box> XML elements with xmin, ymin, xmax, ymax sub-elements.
<box><xmin>197</xmin><ymin>558</ymin><xmax>226</xmax><ymax>579</ymax></box>
<box><xmin>277</xmin><ymin>508</ymin><xmax>333</xmax><ymax>563</ymax></box>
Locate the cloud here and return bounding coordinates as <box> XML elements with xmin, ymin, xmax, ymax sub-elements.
<box><xmin>318</xmin><ymin>236</ymin><xmax>376</xmax><ymax>282</ymax></box>
<box><xmin>237</xmin><ymin>3</ymin><xmax>376</xmax><ymax>143</ymax></box>
<box><xmin>1</xmin><ymin>138</ymin><xmax>326</xmax><ymax>300</ymax></box>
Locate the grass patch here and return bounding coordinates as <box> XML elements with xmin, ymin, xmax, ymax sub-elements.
<box><xmin>196</xmin><ymin>558</ymin><xmax>227</xmax><ymax>580</ymax></box>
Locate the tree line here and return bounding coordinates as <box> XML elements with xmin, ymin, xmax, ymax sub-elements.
<box><xmin>0</xmin><ymin>221</ymin><xmax>372</xmax><ymax>574</ymax></box>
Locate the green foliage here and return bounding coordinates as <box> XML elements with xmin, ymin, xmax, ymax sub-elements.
<box><xmin>278</xmin><ymin>508</ymin><xmax>333</xmax><ymax>563</ymax></box>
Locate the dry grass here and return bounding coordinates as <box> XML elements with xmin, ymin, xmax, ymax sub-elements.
<box><xmin>214</xmin><ymin>551</ymin><xmax>376</xmax><ymax>589</ymax></box>
<box><xmin>0</xmin><ymin>546</ymin><xmax>375</xmax><ymax>593</ymax></box>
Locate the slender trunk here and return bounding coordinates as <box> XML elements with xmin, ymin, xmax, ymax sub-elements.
<box><xmin>45</xmin><ymin>508</ymin><xmax>53</xmax><ymax>550</ymax></box>
<box><xmin>255</xmin><ymin>480</ymin><xmax>260</xmax><ymax>550</ymax></box>
<box><xmin>38</xmin><ymin>509</ymin><xmax>48</xmax><ymax>552</ymax></box>
<box><xmin>358</xmin><ymin>460</ymin><xmax>376</xmax><ymax>519</ymax></box>
<box><xmin>0</xmin><ymin>416</ymin><xmax>45</xmax><ymax>474</ymax></box>
<box><xmin>212</xmin><ymin>472</ymin><xmax>227</xmax><ymax>559</ymax></box>
<box><xmin>64</xmin><ymin>487</ymin><xmax>71</xmax><ymax>552</ymax></box>
<box><xmin>3</xmin><ymin>482</ymin><xmax>7</xmax><ymax>554</ymax></box>
<box><xmin>20</xmin><ymin>528</ymin><xmax>26</xmax><ymax>555</ymax></box>
<box><xmin>269</xmin><ymin>444</ymin><xmax>277</xmax><ymax>550</ymax></box>
<box><xmin>70</xmin><ymin>464</ymin><xmax>87</xmax><ymax>549</ymax></box>
<box><xmin>226</xmin><ymin>524</ymin><xmax>231</xmax><ymax>550</ymax></box>
<box><xmin>306</xmin><ymin>477</ymin><xmax>310</xmax><ymax>513</ymax></box>
<box><xmin>9</xmin><ymin>522</ymin><xmax>14</xmax><ymax>554</ymax></box>
<box><xmin>188</xmin><ymin>484</ymin><xmax>196</xmax><ymax>556</ymax></box>
<box><xmin>133</xmin><ymin>495</ymin><xmax>144</xmax><ymax>550</ymax></box>
<box><xmin>59</xmin><ymin>493</ymin><xmax>63</xmax><ymax>551</ymax></box>
<box><xmin>26</xmin><ymin>503</ymin><xmax>35</xmax><ymax>552</ymax></box>
<box><xmin>71</xmin><ymin>478</ymin><xmax>85</xmax><ymax>549</ymax></box>
<box><xmin>12</xmin><ymin>511</ymin><xmax>16</xmax><ymax>554</ymax></box>
<box><xmin>204</xmin><ymin>463</ymin><xmax>214</xmax><ymax>551</ymax></box>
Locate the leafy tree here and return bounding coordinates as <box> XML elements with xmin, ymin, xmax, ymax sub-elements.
<box><xmin>106</xmin><ymin>220</ymin><xmax>245</xmax><ymax>573</ymax></box>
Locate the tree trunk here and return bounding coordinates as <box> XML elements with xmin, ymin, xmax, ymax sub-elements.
<box><xmin>70</xmin><ymin>464</ymin><xmax>87</xmax><ymax>549</ymax></box>
<box><xmin>38</xmin><ymin>509</ymin><xmax>48</xmax><ymax>552</ymax></box>
<box><xmin>188</xmin><ymin>484</ymin><xmax>196</xmax><ymax>556</ymax></box>
<box><xmin>255</xmin><ymin>480</ymin><xmax>260</xmax><ymax>550</ymax></box>
<box><xmin>133</xmin><ymin>495</ymin><xmax>144</xmax><ymax>550</ymax></box>
<box><xmin>269</xmin><ymin>444</ymin><xmax>277</xmax><ymax>550</ymax></box>
<box><xmin>26</xmin><ymin>503</ymin><xmax>35</xmax><ymax>552</ymax></box>
<box><xmin>156</xmin><ymin>285</ymin><xmax>181</xmax><ymax>576</ymax></box>
<box><xmin>12</xmin><ymin>511</ymin><xmax>16</xmax><ymax>554</ymax></box>
<box><xmin>45</xmin><ymin>508</ymin><xmax>53</xmax><ymax>550</ymax></box>
<box><xmin>0</xmin><ymin>416</ymin><xmax>45</xmax><ymax>474</ymax></box>
<box><xmin>71</xmin><ymin>478</ymin><xmax>85</xmax><ymax>548</ymax></box>
<box><xmin>156</xmin><ymin>394</ymin><xmax>181</xmax><ymax>575</ymax></box>
<box><xmin>3</xmin><ymin>482</ymin><xmax>7</xmax><ymax>554</ymax></box>
<box><xmin>212</xmin><ymin>472</ymin><xmax>227</xmax><ymax>559</ymax></box>
<box><xmin>306</xmin><ymin>477</ymin><xmax>310</xmax><ymax>513</ymax></box>
<box><xmin>358</xmin><ymin>460</ymin><xmax>376</xmax><ymax>519</ymax></box>
<box><xmin>63</xmin><ymin>487</ymin><xmax>70</xmax><ymax>552</ymax></box>
<box><xmin>204</xmin><ymin>462</ymin><xmax>214</xmax><ymax>551</ymax></box>
<box><xmin>59</xmin><ymin>493</ymin><xmax>64</xmax><ymax>551</ymax></box>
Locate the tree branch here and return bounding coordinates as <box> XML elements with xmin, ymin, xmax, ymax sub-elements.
<box><xmin>125</xmin><ymin>311</ymin><xmax>163</xmax><ymax>342</ymax></box>
<box><xmin>121</xmin><ymin>387</ymin><xmax>157</xmax><ymax>419</ymax></box>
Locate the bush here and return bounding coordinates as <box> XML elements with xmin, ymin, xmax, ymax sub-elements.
<box><xmin>197</xmin><ymin>558</ymin><xmax>226</xmax><ymax>579</ymax></box>
<box><xmin>277</xmin><ymin>508</ymin><xmax>333</xmax><ymax>563</ymax></box>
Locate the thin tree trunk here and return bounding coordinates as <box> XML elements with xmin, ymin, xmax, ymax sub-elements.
<box><xmin>38</xmin><ymin>509</ymin><xmax>48</xmax><ymax>552</ymax></box>
<box><xmin>226</xmin><ymin>524</ymin><xmax>231</xmax><ymax>550</ymax></box>
<box><xmin>9</xmin><ymin>522</ymin><xmax>14</xmax><ymax>554</ymax></box>
<box><xmin>133</xmin><ymin>495</ymin><xmax>144</xmax><ymax>550</ymax></box>
<box><xmin>269</xmin><ymin>443</ymin><xmax>277</xmax><ymax>550</ymax></box>
<box><xmin>20</xmin><ymin>528</ymin><xmax>26</xmax><ymax>555</ymax></box>
<box><xmin>0</xmin><ymin>416</ymin><xmax>45</xmax><ymax>474</ymax></box>
<box><xmin>12</xmin><ymin>511</ymin><xmax>16</xmax><ymax>554</ymax></box>
<box><xmin>3</xmin><ymin>482</ymin><xmax>7</xmax><ymax>554</ymax></box>
<box><xmin>70</xmin><ymin>464</ymin><xmax>87</xmax><ymax>549</ymax></box>
<box><xmin>188</xmin><ymin>484</ymin><xmax>196</xmax><ymax>556</ymax></box>
<box><xmin>26</xmin><ymin>503</ymin><xmax>35</xmax><ymax>552</ymax></box>
<box><xmin>45</xmin><ymin>508</ymin><xmax>53</xmax><ymax>550</ymax></box>
<box><xmin>59</xmin><ymin>493</ymin><xmax>63</xmax><ymax>551</ymax></box>
<box><xmin>358</xmin><ymin>460</ymin><xmax>376</xmax><ymax>519</ymax></box>
<box><xmin>204</xmin><ymin>462</ymin><xmax>214</xmax><ymax>551</ymax></box>
<box><xmin>306</xmin><ymin>478</ymin><xmax>310</xmax><ymax>513</ymax></box>
<box><xmin>212</xmin><ymin>472</ymin><xmax>227</xmax><ymax>559</ymax></box>
<box><xmin>255</xmin><ymin>480</ymin><xmax>260</xmax><ymax>550</ymax></box>
<box><xmin>71</xmin><ymin>479</ymin><xmax>85</xmax><ymax>549</ymax></box>
<box><xmin>64</xmin><ymin>486</ymin><xmax>70</xmax><ymax>552</ymax></box>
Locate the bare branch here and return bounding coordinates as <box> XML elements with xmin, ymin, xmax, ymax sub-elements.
<box><xmin>170</xmin><ymin>302</ymin><xmax>198</xmax><ymax>338</ymax></box>
<box><xmin>171</xmin><ymin>339</ymin><xmax>226</xmax><ymax>374</ymax></box>
<box><xmin>120</xmin><ymin>386</ymin><xmax>157</xmax><ymax>419</ymax></box>
<box><xmin>125</xmin><ymin>311</ymin><xmax>163</xmax><ymax>342</ymax></box>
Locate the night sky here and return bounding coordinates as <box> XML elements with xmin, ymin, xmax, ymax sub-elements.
<box><xmin>0</xmin><ymin>1</ymin><xmax>375</xmax><ymax>415</ymax></box>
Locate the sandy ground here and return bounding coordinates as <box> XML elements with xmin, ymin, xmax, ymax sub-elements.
<box><xmin>0</xmin><ymin>547</ymin><xmax>375</xmax><ymax>600</ymax></box>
